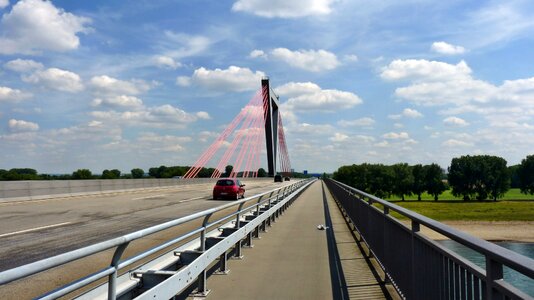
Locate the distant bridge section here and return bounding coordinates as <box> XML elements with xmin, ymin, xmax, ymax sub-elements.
<box><xmin>0</xmin><ymin>178</ymin><xmax>245</xmax><ymax>202</ymax></box>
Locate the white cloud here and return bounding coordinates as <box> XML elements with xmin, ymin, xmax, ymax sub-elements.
<box><xmin>0</xmin><ymin>86</ymin><xmax>32</xmax><ymax>102</ymax></box>
<box><xmin>402</xmin><ymin>108</ymin><xmax>423</xmax><ymax>118</ymax></box>
<box><xmin>464</xmin><ymin>2</ymin><xmax>534</xmax><ymax>49</ymax></box>
<box><xmin>8</xmin><ymin>119</ymin><xmax>39</xmax><ymax>132</ymax></box>
<box><xmin>183</xmin><ymin>66</ymin><xmax>265</xmax><ymax>92</ymax></box>
<box><xmin>374</xmin><ymin>140</ymin><xmax>389</xmax><ymax>148</ymax></box>
<box><xmin>90</xmin><ymin>75</ymin><xmax>154</xmax><ymax>96</ymax></box>
<box><xmin>270</xmin><ymin>48</ymin><xmax>340</xmax><ymax>72</ymax></box>
<box><xmin>196</xmin><ymin>111</ymin><xmax>211</xmax><ymax>120</ymax></box>
<box><xmin>0</xmin><ymin>0</ymin><xmax>9</xmax><ymax>9</ymax></box>
<box><xmin>443</xmin><ymin>116</ymin><xmax>469</xmax><ymax>127</ymax></box>
<box><xmin>90</xmin><ymin>104</ymin><xmax>209</xmax><ymax>129</ymax></box>
<box><xmin>431</xmin><ymin>41</ymin><xmax>466</xmax><ymax>55</ymax></box>
<box><xmin>249</xmin><ymin>49</ymin><xmax>266</xmax><ymax>58</ymax></box>
<box><xmin>276</xmin><ymin>81</ymin><xmax>362</xmax><ymax>113</ymax></box>
<box><xmin>4</xmin><ymin>58</ymin><xmax>43</xmax><ymax>72</ymax></box>
<box><xmin>442</xmin><ymin>139</ymin><xmax>473</xmax><ymax>147</ymax></box>
<box><xmin>275</xmin><ymin>82</ymin><xmax>321</xmax><ymax>98</ymax></box>
<box><xmin>381</xmin><ymin>59</ymin><xmax>472</xmax><ymax>82</ymax></box>
<box><xmin>162</xmin><ymin>31</ymin><xmax>211</xmax><ymax>58</ymax></box>
<box><xmin>232</xmin><ymin>0</ymin><xmax>334</xmax><ymax>18</ymax></box>
<box><xmin>381</xmin><ymin>59</ymin><xmax>497</xmax><ymax>106</ymax></box>
<box><xmin>337</xmin><ymin>117</ymin><xmax>375</xmax><ymax>127</ymax></box>
<box><xmin>152</xmin><ymin>55</ymin><xmax>181</xmax><ymax>69</ymax></box>
<box><xmin>286</xmin><ymin>123</ymin><xmax>334</xmax><ymax>136</ymax></box>
<box><xmin>343</xmin><ymin>54</ymin><xmax>359</xmax><ymax>62</ymax></box>
<box><xmin>0</xmin><ymin>0</ymin><xmax>91</xmax><ymax>54</ymax></box>
<box><xmin>330</xmin><ymin>132</ymin><xmax>349</xmax><ymax>142</ymax></box>
<box><xmin>176</xmin><ymin>76</ymin><xmax>191</xmax><ymax>87</ymax></box>
<box><xmin>92</xmin><ymin>95</ymin><xmax>144</xmax><ymax>110</ymax></box>
<box><xmin>23</xmin><ymin>68</ymin><xmax>83</xmax><ymax>92</ymax></box>
<box><xmin>382</xmin><ymin>132</ymin><xmax>409</xmax><ymax>139</ymax></box>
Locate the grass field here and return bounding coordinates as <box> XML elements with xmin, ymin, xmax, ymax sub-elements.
<box><xmin>385</xmin><ymin>188</ymin><xmax>534</xmax><ymax>201</ymax></box>
<box><xmin>376</xmin><ymin>201</ymin><xmax>534</xmax><ymax>221</ymax></box>
<box><xmin>371</xmin><ymin>188</ymin><xmax>534</xmax><ymax>221</ymax></box>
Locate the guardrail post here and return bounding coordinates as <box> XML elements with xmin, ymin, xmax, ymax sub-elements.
<box><xmin>196</xmin><ymin>213</ymin><xmax>213</xmax><ymax>296</ymax></box>
<box><xmin>108</xmin><ymin>242</ymin><xmax>129</xmax><ymax>300</ymax></box>
<box><xmin>233</xmin><ymin>203</ymin><xmax>246</xmax><ymax>259</ymax></box>
<box><xmin>485</xmin><ymin>257</ymin><xmax>503</xmax><ymax>299</ymax></box>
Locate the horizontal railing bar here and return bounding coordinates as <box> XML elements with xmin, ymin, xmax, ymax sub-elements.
<box><xmin>118</xmin><ymin>227</ymin><xmax>204</xmax><ymax>270</ymax></box>
<box><xmin>0</xmin><ymin>180</ymin><xmax>305</xmax><ymax>286</ymax></box>
<box><xmin>332</xmin><ymin>180</ymin><xmax>534</xmax><ymax>278</ymax></box>
<box><xmin>39</xmin><ymin>266</ymin><xmax>116</xmax><ymax>300</ymax></box>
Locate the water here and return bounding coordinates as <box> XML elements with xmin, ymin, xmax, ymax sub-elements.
<box><xmin>437</xmin><ymin>240</ymin><xmax>534</xmax><ymax>297</ymax></box>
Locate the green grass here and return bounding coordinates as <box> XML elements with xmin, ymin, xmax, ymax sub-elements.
<box><xmin>375</xmin><ymin>201</ymin><xmax>534</xmax><ymax>221</ymax></box>
<box><xmin>385</xmin><ymin>188</ymin><xmax>534</xmax><ymax>201</ymax></box>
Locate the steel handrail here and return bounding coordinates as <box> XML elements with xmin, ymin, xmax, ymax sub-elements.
<box><xmin>331</xmin><ymin>179</ymin><xmax>534</xmax><ymax>279</ymax></box>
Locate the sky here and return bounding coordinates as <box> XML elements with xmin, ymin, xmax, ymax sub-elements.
<box><xmin>1</xmin><ymin>0</ymin><xmax>534</xmax><ymax>174</ymax></box>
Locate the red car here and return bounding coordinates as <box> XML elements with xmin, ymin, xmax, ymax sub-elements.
<box><xmin>213</xmin><ymin>178</ymin><xmax>246</xmax><ymax>200</ymax></box>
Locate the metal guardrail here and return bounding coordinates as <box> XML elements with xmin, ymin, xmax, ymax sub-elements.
<box><xmin>324</xmin><ymin>179</ymin><xmax>534</xmax><ymax>300</ymax></box>
<box><xmin>0</xmin><ymin>178</ymin><xmax>316</xmax><ymax>299</ymax></box>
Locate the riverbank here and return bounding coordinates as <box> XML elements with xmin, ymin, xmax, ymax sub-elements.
<box><xmin>403</xmin><ymin>221</ymin><xmax>534</xmax><ymax>242</ymax></box>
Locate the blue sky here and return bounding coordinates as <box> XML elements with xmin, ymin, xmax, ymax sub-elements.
<box><xmin>1</xmin><ymin>0</ymin><xmax>534</xmax><ymax>174</ymax></box>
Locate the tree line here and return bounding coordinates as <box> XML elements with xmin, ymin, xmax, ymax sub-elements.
<box><xmin>333</xmin><ymin>154</ymin><xmax>534</xmax><ymax>201</ymax></box>
<box><xmin>0</xmin><ymin>165</ymin><xmax>274</xmax><ymax>180</ymax></box>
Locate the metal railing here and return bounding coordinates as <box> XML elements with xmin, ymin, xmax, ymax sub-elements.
<box><xmin>0</xmin><ymin>178</ymin><xmax>316</xmax><ymax>299</ymax></box>
<box><xmin>324</xmin><ymin>179</ymin><xmax>534</xmax><ymax>300</ymax></box>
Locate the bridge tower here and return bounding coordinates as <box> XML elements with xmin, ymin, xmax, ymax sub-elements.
<box><xmin>262</xmin><ymin>78</ymin><xmax>279</xmax><ymax>177</ymax></box>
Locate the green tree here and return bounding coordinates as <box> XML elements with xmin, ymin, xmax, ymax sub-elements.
<box><xmin>517</xmin><ymin>155</ymin><xmax>534</xmax><ymax>195</ymax></box>
<box><xmin>448</xmin><ymin>156</ymin><xmax>476</xmax><ymax>201</ymax></box>
<box><xmin>367</xmin><ymin>164</ymin><xmax>394</xmax><ymax>199</ymax></box>
<box><xmin>224</xmin><ymin>165</ymin><xmax>233</xmax><ymax>177</ymax></box>
<box><xmin>424</xmin><ymin>164</ymin><xmax>447</xmax><ymax>201</ymax></box>
<box><xmin>197</xmin><ymin>167</ymin><xmax>215</xmax><ymax>178</ymax></box>
<box><xmin>72</xmin><ymin>169</ymin><xmax>93</xmax><ymax>179</ymax></box>
<box><xmin>391</xmin><ymin>163</ymin><xmax>413</xmax><ymax>201</ymax></box>
<box><xmin>102</xmin><ymin>169</ymin><xmax>121</xmax><ymax>179</ymax></box>
<box><xmin>448</xmin><ymin>155</ymin><xmax>509</xmax><ymax>201</ymax></box>
<box><xmin>484</xmin><ymin>156</ymin><xmax>510</xmax><ymax>201</ymax></box>
<box><xmin>257</xmin><ymin>168</ymin><xmax>267</xmax><ymax>177</ymax></box>
<box><xmin>131</xmin><ymin>168</ymin><xmax>144</xmax><ymax>178</ymax></box>
<box><xmin>411</xmin><ymin>164</ymin><xmax>426</xmax><ymax>201</ymax></box>
<box><xmin>149</xmin><ymin>165</ymin><xmax>168</xmax><ymax>178</ymax></box>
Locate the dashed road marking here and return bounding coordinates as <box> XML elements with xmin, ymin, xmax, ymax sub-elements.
<box><xmin>132</xmin><ymin>194</ymin><xmax>168</xmax><ymax>200</ymax></box>
<box><xmin>0</xmin><ymin>222</ymin><xmax>72</xmax><ymax>238</ymax></box>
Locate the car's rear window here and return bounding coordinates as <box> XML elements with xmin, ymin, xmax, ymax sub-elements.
<box><xmin>216</xmin><ymin>180</ymin><xmax>235</xmax><ymax>186</ymax></box>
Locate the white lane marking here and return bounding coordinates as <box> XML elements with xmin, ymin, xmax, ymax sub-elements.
<box><xmin>0</xmin><ymin>222</ymin><xmax>72</xmax><ymax>238</ymax></box>
<box><xmin>177</xmin><ymin>196</ymin><xmax>205</xmax><ymax>203</ymax></box>
<box><xmin>132</xmin><ymin>194</ymin><xmax>167</xmax><ymax>201</ymax></box>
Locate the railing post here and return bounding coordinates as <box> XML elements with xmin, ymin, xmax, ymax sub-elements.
<box><xmin>196</xmin><ymin>213</ymin><xmax>213</xmax><ymax>296</ymax></box>
<box><xmin>233</xmin><ymin>203</ymin><xmax>245</xmax><ymax>259</ymax></box>
<box><xmin>485</xmin><ymin>257</ymin><xmax>503</xmax><ymax>300</ymax></box>
<box><xmin>411</xmin><ymin>220</ymin><xmax>420</xmax><ymax>300</ymax></box>
<box><xmin>108</xmin><ymin>242</ymin><xmax>129</xmax><ymax>300</ymax></box>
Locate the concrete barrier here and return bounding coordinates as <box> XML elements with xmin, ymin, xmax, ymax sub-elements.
<box><xmin>0</xmin><ymin>178</ymin><xmax>272</xmax><ymax>203</ymax></box>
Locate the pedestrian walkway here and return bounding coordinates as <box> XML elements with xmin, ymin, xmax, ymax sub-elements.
<box><xmin>204</xmin><ymin>180</ymin><xmax>394</xmax><ymax>299</ymax></box>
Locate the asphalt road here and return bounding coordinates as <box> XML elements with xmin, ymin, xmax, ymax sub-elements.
<box><xmin>0</xmin><ymin>179</ymin><xmax>292</xmax><ymax>272</ymax></box>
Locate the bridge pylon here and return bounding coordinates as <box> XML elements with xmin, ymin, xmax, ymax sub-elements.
<box><xmin>262</xmin><ymin>78</ymin><xmax>280</xmax><ymax>177</ymax></box>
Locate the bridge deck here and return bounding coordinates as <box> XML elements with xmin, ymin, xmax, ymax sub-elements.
<box><xmin>204</xmin><ymin>180</ymin><xmax>392</xmax><ymax>300</ymax></box>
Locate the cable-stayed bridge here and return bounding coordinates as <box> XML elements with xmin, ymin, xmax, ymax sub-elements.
<box><xmin>0</xmin><ymin>79</ymin><xmax>533</xmax><ymax>300</ymax></box>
